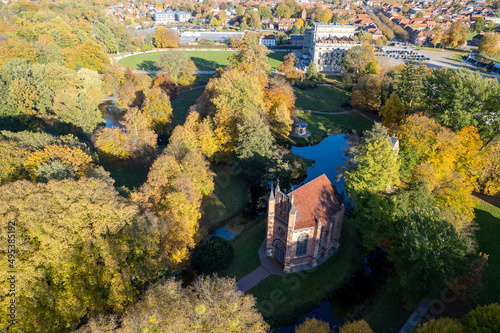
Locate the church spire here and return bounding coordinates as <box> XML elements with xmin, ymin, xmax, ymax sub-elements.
<box><xmin>276</xmin><ymin>179</ymin><xmax>280</xmax><ymax>193</ymax></box>
<box><xmin>269</xmin><ymin>184</ymin><xmax>275</xmax><ymax>201</ymax></box>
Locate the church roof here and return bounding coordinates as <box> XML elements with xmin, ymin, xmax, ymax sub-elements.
<box><xmin>291</xmin><ymin>174</ymin><xmax>342</xmax><ymax>230</ymax></box>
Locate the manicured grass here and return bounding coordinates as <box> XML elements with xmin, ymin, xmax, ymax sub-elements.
<box><xmin>475</xmin><ymin>199</ymin><xmax>500</xmax><ymax>305</ymax></box>
<box><xmin>249</xmin><ymin>218</ymin><xmax>365</xmax><ymax>327</ymax></box>
<box><xmin>117</xmin><ymin>50</ymin><xmax>284</xmax><ymax>71</ymax></box>
<box><xmin>293</xmin><ymin>86</ymin><xmax>351</xmax><ymax>112</ymax></box>
<box><xmin>117</xmin><ymin>51</ymin><xmax>235</xmax><ymax>71</ymax></box>
<box><xmin>171</xmin><ymin>87</ymin><xmax>205</xmax><ymax>126</ymax></box>
<box><xmin>218</xmin><ymin>218</ymin><xmax>267</xmax><ymax>279</ymax></box>
<box><xmin>267</xmin><ymin>51</ymin><xmax>285</xmax><ymax>71</ymax></box>
<box><xmin>323</xmin><ymin>76</ymin><xmax>343</xmax><ymax>85</ymax></box>
<box><xmin>103</xmin><ymin>162</ymin><xmax>150</xmax><ymax>191</ymax></box>
<box><xmin>291</xmin><ymin>112</ymin><xmax>374</xmax><ymax>146</ymax></box>
<box><xmin>467</xmin><ymin>32</ymin><xmax>478</xmax><ymax>41</ymax></box>
<box><xmin>361</xmin><ymin>282</ymin><xmax>411</xmax><ymax>333</ymax></box>
<box><xmin>200</xmin><ymin>164</ymin><xmax>249</xmax><ymax>232</ymax></box>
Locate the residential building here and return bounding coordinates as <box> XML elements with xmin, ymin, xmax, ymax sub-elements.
<box><xmin>291</xmin><ymin>34</ymin><xmax>304</xmax><ymax>47</ymax></box>
<box><xmin>154</xmin><ymin>11</ymin><xmax>176</xmax><ymax>23</ymax></box>
<box><xmin>259</xmin><ymin>33</ymin><xmax>276</xmax><ymax>47</ymax></box>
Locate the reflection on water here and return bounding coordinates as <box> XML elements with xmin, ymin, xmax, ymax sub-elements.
<box><xmin>275</xmin><ymin>135</ymin><xmax>389</xmax><ymax>332</ymax></box>
<box><xmin>291</xmin><ymin>134</ymin><xmax>348</xmax><ymax>194</ymax></box>
<box><xmin>99</xmin><ymin>101</ymin><xmax>124</xmax><ymax>128</ymax></box>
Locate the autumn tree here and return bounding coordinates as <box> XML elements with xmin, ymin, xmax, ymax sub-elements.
<box><xmin>295</xmin><ymin>318</ymin><xmax>330</xmax><ymax>333</ymax></box>
<box><xmin>339</xmin><ymin>320</ymin><xmax>374</xmax><ymax>333</ymax></box>
<box><xmin>156</xmin><ymin>50</ymin><xmax>197</xmax><ymax>86</ymax></box>
<box><xmin>0</xmin><ymin>178</ymin><xmax>163</xmax><ymax>333</ymax></box>
<box><xmin>275</xmin><ymin>3</ymin><xmax>291</xmax><ymax>18</ymax></box>
<box><xmin>343</xmin><ymin>45</ymin><xmax>378</xmax><ymax>81</ymax></box>
<box><xmin>133</xmin><ymin>128</ymin><xmax>214</xmax><ymax>266</ymax></box>
<box><xmin>379</xmin><ymin>92</ymin><xmax>406</xmax><ymax>127</ymax></box>
<box><xmin>444</xmin><ymin>20</ymin><xmax>468</xmax><ymax>48</ymax></box>
<box><xmin>350</xmin><ymin>74</ymin><xmax>383</xmax><ymax>111</ymax></box>
<box><xmin>277</xmin><ymin>52</ymin><xmax>301</xmax><ymax>84</ymax></box>
<box><xmin>0</xmin><ymin>140</ymin><xmax>29</xmax><ymax>184</ymax></box>
<box><xmin>414</xmin><ymin>318</ymin><xmax>463</xmax><ymax>333</ymax></box>
<box><xmin>118</xmin><ymin>276</ymin><xmax>269</xmax><ymax>333</ymax></box>
<box><xmin>154</xmin><ymin>27</ymin><xmax>180</xmax><ymax>48</ymax></box>
<box><xmin>141</xmin><ymin>87</ymin><xmax>173</xmax><ymax>134</ymax></box>
<box><xmin>65</xmin><ymin>40</ymin><xmax>110</xmax><ymax>73</ymax></box>
<box><xmin>473</xmin><ymin>16</ymin><xmax>487</xmax><ymax>32</ymax></box>
<box><xmin>461</xmin><ymin>303</ymin><xmax>500</xmax><ymax>332</ymax></box>
<box><xmin>228</xmin><ymin>38</ymin><xmax>270</xmax><ymax>73</ymax></box>
<box><xmin>258</xmin><ymin>5</ymin><xmax>272</xmax><ymax>19</ymax></box>
<box><xmin>478</xmin><ymin>33</ymin><xmax>500</xmax><ymax>56</ymax></box>
<box><xmin>319</xmin><ymin>8</ymin><xmax>333</xmax><ymax>23</ymax></box>
<box><xmin>264</xmin><ymin>76</ymin><xmax>295</xmax><ymax>137</ymax></box>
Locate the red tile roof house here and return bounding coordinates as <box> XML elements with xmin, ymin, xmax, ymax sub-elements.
<box><xmin>265</xmin><ymin>174</ymin><xmax>345</xmax><ymax>273</ymax></box>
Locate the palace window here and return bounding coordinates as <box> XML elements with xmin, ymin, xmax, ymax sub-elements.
<box><xmin>296</xmin><ymin>234</ymin><xmax>308</xmax><ymax>255</ymax></box>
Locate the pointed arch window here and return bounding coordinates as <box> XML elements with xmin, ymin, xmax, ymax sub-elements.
<box><xmin>296</xmin><ymin>234</ymin><xmax>308</xmax><ymax>255</ymax></box>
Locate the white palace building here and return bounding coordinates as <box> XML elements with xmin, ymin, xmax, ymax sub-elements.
<box><xmin>303</xmin><ymin>23</ymin><xmax>359</xmax><ymax>73</ymax></box>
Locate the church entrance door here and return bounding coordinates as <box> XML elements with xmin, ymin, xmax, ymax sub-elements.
<box><xmin>274</xmin><ymin>242</ymin><xmax>285</xmax><ymax>264</ymax></box>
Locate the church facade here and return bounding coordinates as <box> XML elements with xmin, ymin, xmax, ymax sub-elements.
<box><xmin>265</xmin><ymin>174</ymin><xmax>345</xmax><ymax>273</ymax></box>
<box><xmin>303</xmin><ymin>23</ymin><xmax>359</xmax><ymax>73</ymax></box>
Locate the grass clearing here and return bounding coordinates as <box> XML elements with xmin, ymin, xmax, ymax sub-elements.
<box><xmin>117</xmin><ymin>50</ymin><xmax>284</xmax><ymax>71</ymax></box>
<box><xmin>171</xmin><ymin>87</ymin><xmax>205</xmax><ymax>126</ymax></box>
<box><xmin>475</xmin><ymin>198</ymin><xmax>500</xmax><ymax>305</ymax></box>
<box><xmin>103</xmin><ymin>162</ymin><xmax>150</xmax><ymax>191</ymax></box>
<box><xmin>218</xmin><ymin>218</ymin><xmax>267</xmax><ymax>279</ymax></box>
<box><xmin>293</xmin><ymin>86</ymin><xmax>351</xmax><ymax>112</ymax></box>
<box><xmin>200</xmin><ymin>164</ymin><xmax>249</xmax><ymax>233</ymax></box>
<box><xmin>361</xmin><ymin>282</ymin><xmax>411</xmax><ymax>333</ymax></box>
<box><xmin>249</xmin><ymin>218</ymin><xmax>365</xmax><ymax>327</ymax></box>
<box><xmin>291</xmin><ymin>112</ymin><xmax>373</xmax><ymax>146</ymax></box>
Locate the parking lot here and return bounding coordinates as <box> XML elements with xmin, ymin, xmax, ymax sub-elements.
<box><xmin>375</xmin><ymin>45</ymin><xmax>500</xmax><ymax>80</ymax></box>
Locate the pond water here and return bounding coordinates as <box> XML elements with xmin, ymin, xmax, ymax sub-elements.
<box><xmin>291</xmin><ymin>134</ymin><xmax>348</xmax><ymax>194</ymax></box>
<box><xmin>273</xmin><ymin>134</ymin><xmax>389</xmax><ymax>332</ymax></box>
<box><xmin>99</xmin><ymin>101</ymin><xmax>124</xmax><ymax>128</ymax></box>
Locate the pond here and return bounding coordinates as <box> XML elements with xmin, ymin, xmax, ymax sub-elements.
<box><xmin>99</xmin><ymin>101</ymin><xmax>124</xmax><ymax>128</ymax></box>
<box><xmin>273</xmin><ymin>134</ymin><xmax>389</xmax><ymax>332</ymax></box>
<box><xmin>291</xmin><ymin>133</ymin><xmax>348</xmax><ymax>194</ymax></box>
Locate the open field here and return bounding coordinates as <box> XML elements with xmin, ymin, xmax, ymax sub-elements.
<box><xmin>361</xmin><ymin>282</ymin><xmax>411</xmax><ymax>333</ymax></box>
<box><xmin>293</xmin><ymin>86</ymin><xmax>351</xmax><ymax>112</ymax></box>
<box><xmin>103</xmin><ymin>162</ymin><xmax>150</xmax><ymax>191</ymax></box>
<box><xmin>292</xmin><ymin>112</ymin><xmax>374</xmax><ymax>146</ymax></box>
<box><xmin>171</xmin><ymin>87</ymin><xmax>205</xmax><ymax>126</ymax></box>
<box><xmin>218</xmin><ymin>218</ymin><xmax>266</xmax><ymax>279</ymax></box>
<box><xmin>117</xmin><ymin>50</ymin><xmax>285</xmax><ymax>71</ymax></box>
<box><xmin>249</xmin><ymin>218</ymin><xmax>365</xmax><ymax>327</ymax></box>
<box><xmin>200</xmin><ymin>164</ymin><xmax>249</xmax><ymax>233</ymax></box>
<box><xmin>475</xmin><ymin>198</ymin><xmax>500</xmax><ymax>305</ymax></box>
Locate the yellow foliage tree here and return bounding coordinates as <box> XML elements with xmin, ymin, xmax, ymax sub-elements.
<box><xmin>154</xmin><ymin>27</ymin><xmax>180</xmax><ymax>48</ymax></box>
<box><xmin>380</xmin><ymin>92</ymin><xmax>406</xmax><ymax>127</ymax></box>
<box><xmin>141</xmin><ymin>87</ymin><xmax>173</xmax><ymax>134</ymax></box>
<box><xmin>23</xmin><ymin>144</ymin><xmax>93</xmax><ymax>180</ymax></box>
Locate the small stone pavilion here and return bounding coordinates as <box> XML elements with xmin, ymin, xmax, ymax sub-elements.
<box><xmin>292</xmin><ymin>120</ymin><xmax>311</xmax><ymax>138</ymax></box>
<box><xmin>265</xmin><ymin>175</ymin><xmax>345</xmax><ymax>273</ymax></box>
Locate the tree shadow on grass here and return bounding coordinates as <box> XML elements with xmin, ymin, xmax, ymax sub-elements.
<box><xmin>138</xmin><ymin>60</ymin><xmax>160</xmax><ymax>71</ymax></box>
<box><xmin>190</xmin><ymin>57</ymin><xmax>225</xmax><ymax>72</ymax></box>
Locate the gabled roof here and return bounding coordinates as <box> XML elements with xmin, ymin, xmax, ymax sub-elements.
<box><xmin>291</xmin><ymin>174</ymin><xmax>343</xmax><ymax>230</ymax></box>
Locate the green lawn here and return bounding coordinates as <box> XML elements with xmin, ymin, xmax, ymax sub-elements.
<box><xmin>200</xmin><ymin>164</ymin><xmax>249</xmax><ymax>233</ymax></box>
<box><xmin>467</xmin><ymin>32</ymin><xmax>478</xmax><ymax>41</ymax></box>
<box><xmin>293</xmin><ymin>86</ymin><xmax>351</xmax><ymax>112</ymax></box>
<box><xmin>103</xmin><ymin>162</ymin><xmax>150</xmax><ymax>191</ymax></box>
<box><xmin>292</xmin><ymin>112</ymin><xmax>374</xmax><ymax>146</ymax></box>
<box><xmin>117</xmin><ymin>50</ymin><xmax>284</xmax><ymax>72</ymax></box>
<box><xmin>218</xmin><ymin>218</ymin><xmax>267</xmax><ymax>279</ymax></box>
<box><xmin>475</xmin><ymin>199</ymin><xmax>500</xmax><ymax>305</ymax></box>
<box><xmin>249</xmin><ymin>218</ymin><xmax>365</xmax><ymax>327</ymax></box>
<box><xmin>171</xmin><ymin>87</ymin><xmax>205</xmax><ymax>126</ymax></box>
<box><xmin>361</xmin><ymin>282</ymin><xmax>411</xmax><ymax>333</ymax></box>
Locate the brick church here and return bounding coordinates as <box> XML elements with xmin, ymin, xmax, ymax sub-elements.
<box><xmin>265</xmin><ymin>174</ymin><xmax>345</xmax><ymax>273</ymax></box>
